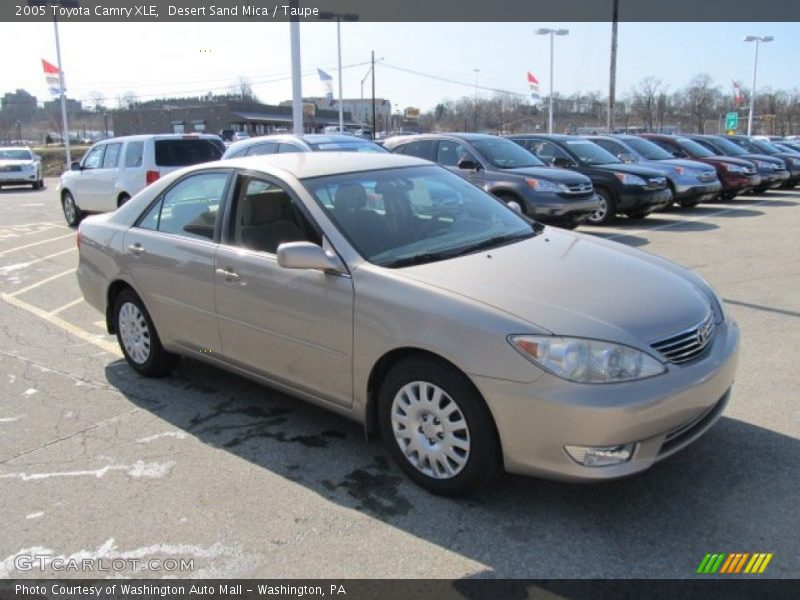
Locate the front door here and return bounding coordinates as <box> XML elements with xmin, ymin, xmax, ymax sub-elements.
<box><xmin>214</xmin><ymin>174</ymin><xmax>354</xmax><ymax>406</ymax></box>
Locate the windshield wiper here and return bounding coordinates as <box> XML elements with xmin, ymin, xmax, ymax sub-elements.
<box><xmin>385</xmin><ymin>231</ymin><xmax>535</xmax><ymax>268</ymax></box>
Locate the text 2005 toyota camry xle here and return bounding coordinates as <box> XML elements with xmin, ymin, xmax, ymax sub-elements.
<box><xmin>76</xmin><ymin>153</ymin><xmax>739</xmax><ymax>496</ymax></box>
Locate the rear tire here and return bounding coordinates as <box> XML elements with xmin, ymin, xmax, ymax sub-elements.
<box><xmin>62</xmin><ymin>190</ymin><xmax>84</xmax><ymax>227</ymax></box>
<box><xmin>494</xmin><ymin>192</ymin><xmax>524</xmax><ymax>215</ymax></box>
<box><xmin>378</xmin><ymin>357</ymin><xmax>501</xmax><ymax>496</ymax></box>
<box><xmin>626</xmin><ymin>210</ymin><xmax>650</xmax><ymax>220</ymax></box>
<box><xmin>586</xmin><ymin>188</ymin><xmax>616</xmax><ymax>225</ymax></box>
<box><xmin>113</xmin><ymin>289</ymin><xmax>179</xmax><ymax>377</ymax></box>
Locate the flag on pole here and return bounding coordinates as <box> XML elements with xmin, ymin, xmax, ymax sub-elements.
<box><xmin>732</xmin><ymin>80</ymin><xmax>744</xmax><ymax>107</ymax></box>
<box><xmin>527</xmin><ymin>71</ymin><xmax>541</xmax><ymax>101</ymax></box>
<box><xmin>317</xmin><ymin>69</ymin><xmax>334</xmax><ymax>106</ymax></box>
<box><xmin>42</xmin><ymin>59</ymin><xmax>63</xmax><ymax>97</ymax></box>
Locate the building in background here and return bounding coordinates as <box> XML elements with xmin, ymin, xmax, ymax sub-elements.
<box><xmin>287</xmin><ymin>97</ymin><xmax>392</xmax><ymax>132</ymax></box>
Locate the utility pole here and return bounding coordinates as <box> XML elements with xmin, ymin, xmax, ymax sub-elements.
<box><xmin>371</xmin><ymin>50</ymin><xmax>376</xmax><ymax>139</ymax></box>
<box><xmin>607</xmin><ymin>0</ymin><xmax>619</xmax><ymax>133</ymax></box>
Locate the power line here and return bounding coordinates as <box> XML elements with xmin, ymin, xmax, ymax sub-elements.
<box><xmin>380</xmin><ymin>62</ymin><xmax>529</xmax><ymax>98</ymax></box>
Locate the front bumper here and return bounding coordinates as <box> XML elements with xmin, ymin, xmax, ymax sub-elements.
<box><xmin>617</xmin><ymin>186</ymin><xmax>673</xmax><ymax>212</ymax></box>
<box><xmin>721</xmin><ymin>173</ymin><xmax>760</xmax><ymax>194</ymax></box>
<box><xmin>472</xmin><ymin>318</ymin><xmax>740</xmax><ymax>481</ymax></box>
<box><xmin>525</xmin><ymin>192</ymin><xmax>601</xmax><ymax>224</ymax></box>
<box><xmin>0</xmin><ymin>169</ymin><xmax>37</xmax><ymax>184</ymax></box>
<box><xmin>673</xmin><ymin>180</ymin><xmax>722</xmax><ymax>203</ymax></box>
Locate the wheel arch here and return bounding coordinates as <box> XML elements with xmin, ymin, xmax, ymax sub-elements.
<box><xmin>363</xmin><ymin>347</ymin><xmax>502</xmax><ymax>458</ymax></box>
<box><xmin>105</xmin><ymin>279</ymin><xmax>136</xmax><ymax>334</ymax></box>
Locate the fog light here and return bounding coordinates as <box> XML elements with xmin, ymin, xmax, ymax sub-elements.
<box><xmin>564</xmin><ymin>443</ymin><xmax>635</xmax><ymax>467</ymax></box>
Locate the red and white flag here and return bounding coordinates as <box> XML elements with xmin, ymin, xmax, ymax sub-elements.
<box><xmin>732</xmin><ymin>80</ymin><xmax>743</xmax><ymax>107</ymax></box>
<box><xmin>527</xmin><ymin>71</ymin><xmax>541</xmax><ymax>101</ymax></box>
<box><xmin>42</xmin><ymin>59</ymin><xmax>63</xmax><ymax>97</ymax></box>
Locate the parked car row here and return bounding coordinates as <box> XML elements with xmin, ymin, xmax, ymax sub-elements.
<box><xmin>57</xmin><ymin>131</ymin><xmax>799</xmax><ymax>229</ymax></box>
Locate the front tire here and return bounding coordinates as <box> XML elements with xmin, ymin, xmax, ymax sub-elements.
<box><xmin>586</xmin><ymin>188</ymin><xmax>616</xmax><ymax>225</ymax></box>
<box><xmin>62</xmin><ymin>191</ymin><xmax>84</xmax><ymax>227</ymax></box>
<box><xmin>378</xmin><ymin>357</ymin><xmax>501</xmax><ymax>496</ymax></box>
<box><xmin>678</xmin><ymin>199</ymin><xmax>700</xmax><ymax>208</ymax></box>
<box><xmin>113</xmin><ymin>289</ymin><xmax>179</xmax><ymax>377</ymax></box>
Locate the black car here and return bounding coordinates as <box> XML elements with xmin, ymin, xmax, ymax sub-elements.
<box><xmin>724</xmin><ymin>136</ymin><xmax>799</xmax><ymax>189</ymax></box>
<box><xmin>508</xmin><ymin>134</ymin><xmax>672</xmax><ymax>224</ymax></box>
<box><xmin>584</xmin><ymin>134</ymin><xmax>721</xmax><ymax>208</ymax></box>
<box><xmin>383</xmin><ymin>133</ymin><xmax>599</xmax><ymax>229</ymax></box>
<box><xmin>686</xmin><ymin>135</ymin><xmax>790</xmax><ymax>192</ymax></box>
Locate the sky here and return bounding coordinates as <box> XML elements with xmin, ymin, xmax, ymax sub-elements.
<box><xmin>0</xmin><ymin>21</ymin><xmax>798</xmax><ymax>113</ymax></box>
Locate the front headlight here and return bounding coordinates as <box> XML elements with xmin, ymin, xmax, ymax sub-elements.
<box><xmin>613</xmin><ymin>172</ymin><xmax>647</xmax><ymax>185</ymax></box>
<box><xmin>526</xmin><ymin>178</ymin><xmax>560</xmax><ymax>193</ymax></box>
<box><xmin>509</xmin><ymin>335</ymin><xmax>666</xmax><ymax>383</ymax></box>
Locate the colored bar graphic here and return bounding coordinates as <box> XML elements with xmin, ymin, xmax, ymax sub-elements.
<box><xmin>697</xmin><ymin>554</ymin><xmax>712</xmax><ymax>574</ymax></box>
<box><xmin>759</xmin><ymin>554</ymin><xmax>773</xmax><ymax>573</ymax></box>
<box><xmin>719</xmin><ymin>553</ymin><xmax>736</xmax><ymax>573</ymax></box>
<box><xmin>701</xmin><ymin>552</ymin><xmax>774</xmax><ymax>575</ymax></box>
<box><xmin>734</xmin><ymin>553</ymin><xmax>749</xmax><ymax>573</ymax></box>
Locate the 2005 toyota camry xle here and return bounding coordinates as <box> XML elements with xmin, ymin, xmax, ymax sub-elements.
<box><xmin>76</xmin><ymin>152</ymin><xmax>739</xmax><ymax>496</ymax></box>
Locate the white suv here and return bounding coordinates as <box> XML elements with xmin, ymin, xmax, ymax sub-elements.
<box><xmin>0</xmin><ymin>147</ymin><xmax>43</xmax><ymax>190</ymax></box>
<box><xmin>58</xmin><ymin>134</ymin><xmax>224</xmax><ymax>226</ymax></box>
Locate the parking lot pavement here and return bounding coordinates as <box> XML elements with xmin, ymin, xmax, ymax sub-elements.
<box><xmin>1</xmin><ymin>181</ymin><xmax>798</xmax><ymax>579</ymax></box>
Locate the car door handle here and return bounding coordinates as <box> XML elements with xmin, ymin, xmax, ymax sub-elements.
<box><xmin>127</xmin><ymin>243</ymin><xmax>145</xmax><ymax>255</ymax></box>
<box><xmin>215</xmin><ymin>268</ymin><xmax>241</xmax><ymax>282</ymax></box>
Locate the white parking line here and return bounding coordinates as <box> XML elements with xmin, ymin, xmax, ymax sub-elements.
<box><xmin>0</xmin><ymin>293</ymin><xmax>121</xmax><ymax>357</ymax></box>
<box><xmin>0</xmin><ymin>247</ymin><xmax>76</xmax><ymax>273</ymax></box>
<box><xmin>605</xmin><ymin>199</ymin><xmax>773</xmax><ymax>240</ymax></box>
<box><xmin>48</xmin><ymin>297</ymin><xmax>84</xmax><ymax>315</ymax></box>
<box><xmin>0</xmin><ymin>233</ymin><xmax>75</xmax><ymax>257</ymax></box>
<box><xmin>7</xmin><ymin>268</ymin><xmax>76</xmax><ymax>298</ymax></box>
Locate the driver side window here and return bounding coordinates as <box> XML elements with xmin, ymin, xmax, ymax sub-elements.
<box><xmin>533</xmin><ymin>141</ymin><xmax>571</xmax><ymax>165</ymax></box>
<box><xmin>436</xmin><ymin>141</ymin><xmax>476</xmax><ymax>167</ymax></box>
<box><xmin>82</xmin><ymin>145</ymin><xmax>105</xmax><ymax>170</ymax></box>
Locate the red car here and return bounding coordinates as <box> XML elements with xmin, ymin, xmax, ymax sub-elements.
<box><xmin>641</xmin><ymin>134</ymin><xmax>760</xmax><ymax>200</ymax></box>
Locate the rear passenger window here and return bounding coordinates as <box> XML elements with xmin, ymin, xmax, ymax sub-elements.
<box><xmin>277</xmin><ymin>143</ymin><xmax>302</xmax><ymax>154</ymax></box>
<box><xmin>102</xmin><ymin>143</ymin><xmax>122</xmax><ymax>168</ymax></box>
<box><xmin>155</xmin><ymin>139</ymin><xmax>224</xmax><ymax>167</ymax></box>
<box><xmin>399</xmin><ymin>140</ymin><xmax>435</xmax><ymax>161</ymax></box>
<box><xmin>124</xmin><ymin>141</ymin><xmax>144</xmax><ymax>167</ymax></box>
<box><xmin>137</xmin><ymin>172</ymin><xmax>230</xmax><ymax>241</ymax></box>
<box><xmin>247</xmin><ymin>142</ymin><xmax>278</xmax><ymax>156</ymax></box>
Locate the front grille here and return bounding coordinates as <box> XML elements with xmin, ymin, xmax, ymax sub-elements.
<box><xmin>0</xmin><ymin>165</ymin><xmax>22</xmax><ymax>172</ymax></box>
<box><xmin>564</xmin><ymin>182</ymin><xmax>593</xmax><ymax>194</ymax></box>
<box><xmin>659</xmin><ymin>390</ymin><xmax>730</xmax><ymax>455</ymax></box>
<box><xmin>698</xmin><ymin>171</ymin><xmax>716</xmax><ymax>182</ymax></box>
<box><xmin>743</xmin><ymin>166</ymin><xmax>757</xmax><ymax>175</ymax></box>
<box><xmin>646</xmin><ymin>177</ymin><xmax>667</xmax><ymax>190</ymax></box>
<box><xmin>651</xmin><ymin>311</ymin><xmax>715</xmax><ymax>364</ymax></box>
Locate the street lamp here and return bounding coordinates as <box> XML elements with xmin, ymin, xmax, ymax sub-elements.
<box><xmin>535</xmin><ymin>27</ymin><xmax>569</xmax><ymax>134</ymax></box>
<box><xmin>743</xmin><ymin>35</ymin><xmax>774</xmax><ymax>136</ymax></box>
<box><xmin>473</xmin><ymin>68</ymin><xmax>480</xmax><ymax>130</ymax></box>
<box><xmin>319</xmin><ymin>11</ymin><xmax>359</xmax><ymax>133</ymax></box>
<box><xmin>29</xmin><ymin>0</ymin><xmax>79</xmax><ymax>167</ymax></box>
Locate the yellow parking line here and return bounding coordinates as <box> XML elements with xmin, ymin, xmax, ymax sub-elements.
<box><xmin>7</xmin><ymin>268</ymin><xmax>76</xmax><ymax>298</ymax></box>
<box><xmin>0</xmin><ymin>293</ymin><xmax>121</xmax><ymax>357</ymax></box>
<box><xmin>48</xmin><ymin>297</ymin><xmax>84</xmax><ymax>315</ymax></box>
<box><xmin>0</xmin><ymin>233</ymin><xmax>75</xmax><ymax>257</ymax></box>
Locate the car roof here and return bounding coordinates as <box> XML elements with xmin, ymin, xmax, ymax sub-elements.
<box><xmin>0</xmin><ymin>146</ymin><xmax>33</xmax><ymax>151</ymax></box>
<box><xmin>507</xmin><ymin>134</ymin><xmax>574</xmax><ymax>141</ymax></box>
<box><xmin>217</xmin><ymin>151</ymin><xmax>431</xmax><ymax>179</ymax></box>
<box><xmin>92</xmin><ymin>134</ymin><xmax>222</xmax><ymax>144</ymax></box>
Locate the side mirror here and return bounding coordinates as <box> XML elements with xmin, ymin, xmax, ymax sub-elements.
<box><xmin>70</xmin><ymin>161</ymin><xmax>82</xmax><ymax>171</ymax></box>
<box><xmin>277</xmin><ymin>241</ymin><xmax>345</xmax><ymax>274</ymax></box>
<box><xmin>457</xmin><ymin>158</ymin><xmax>480</xmax><ymax>171</ymax></box>
<box><xmin>619</xmin><ymin>153</ymin><xmax>638</xmax><ymax>164</ymax></box>
<box><xmin>551</xmin><ymin>156</ymin><xmax>574</xmax><ymax>168</ymax></box>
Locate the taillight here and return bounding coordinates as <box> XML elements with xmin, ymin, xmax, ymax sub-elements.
<box><xmin>145</xmin><ymin>170</ymin><xmax>160</xmax><ymax>185</ymax></box>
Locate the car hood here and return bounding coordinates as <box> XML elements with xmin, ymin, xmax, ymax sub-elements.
<box><xmin>702</xmin><ymin>156</ymin><xmax>755</xmax><ymax>168</ymax></box>
<box><xmin>651</xmin><ymin>158</ymin><xmax>717</xmax><ymax>173</ymax></box>
<box><xmin>0</xmin><ymin>160</ymin><xmax>34</xmax><ymax>167</ymax></box>
<box><xmin>738</xmin><ymin>153</ymin><xmax>785</xmax><ymax>166</ymax></box>
<box><xmin>592</xmin><ymin>163</ymin><xmax>666</xmax><ymax>178</ymax></box>
<box><xmin>399</xmin><ymin>229</ymin><xmax>710</xmax><ymax>348</ymax></box>
<box><xmin>502</xmin><ymin>166</ymin><xmax>591</xmax><ymax>184</ymax></box>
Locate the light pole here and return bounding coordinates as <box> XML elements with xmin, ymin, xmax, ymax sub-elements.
<box><xmin>289</xmin><ymin>0</ymin><xmax>302</xmax><ymax>134</ymax></box>
<box><xmin>536</xmin><ymin>27</ymin><xmax>569</xmax><ymax>134</ymax></box>
<box><xmin>29</xmin><ymin>0</ymin><xmax>78</xmax><ymax>168</ymax></box>
<box><xmin>743</xmin><ymin>35</ymin><xmax>774</xmax><ymax>136</ymax></box>
<box><xmin>319</xmin><ymin>11</ymin><xmax>359</xmax><ymax>132</ymax></box>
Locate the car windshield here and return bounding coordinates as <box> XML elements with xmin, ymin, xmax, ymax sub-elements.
<box><xmin>470</xmin><ymin>138</ymin><xmax>545</xmax><ymax>168</ymax></box>
<box><xmin>621</xmin><ymin>137</ymin><xmax>673</xmax><ymax>160</ymax></box>
<box><xmin>564</xmin><ymin>140</ymin><xmax>620</xmax><ymax>165</ymax></box>
<box><xmin>676</xmin><ymin>138</ymin><xmax>715</xmax><ymax>158</ymax></box>
<box><xmin>708</xmin><ymin>137</ymin><xmax>747</xmax><ymax>155</ymax></box>
<box><xmin>0</xmin><ymin>149</ymin><xmax>33</xmax><ymax>160</ymax></box>
<box><xmin>304</xmin><ymin>165</ymin><xmax>537</xmax><ymax>268</ymax></box>
<box><xmin>307</xmin><ymin>140</ymin><xmax>388</xmax><ymax>153</ymax></box>
<box><xmin>749</xmin><ymin>139</ymin><xmax>781</xmax><ymax>155</ymax></box>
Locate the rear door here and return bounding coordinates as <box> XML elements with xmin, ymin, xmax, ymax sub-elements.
<box><xmin>123</xmin><ymin>169</ymin><xmax>233</xmax><ymax>353</ymax></box>
<box><xmin>213</xmin><ymin>172</ymin><xmax>354</xmax><ymax>406</ymax></box>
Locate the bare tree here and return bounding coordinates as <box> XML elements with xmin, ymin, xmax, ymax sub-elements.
<box><xmin>229</xmin><ymin>77</ymin><xmax>257</xmax><ymax>102</ymax></box>
<box><xmin>683</xmin><ymin>74</ymin><xmax>720</xmax><ymax>134</ymax></box>
<box><xmin>87</xmin><ymin>90</ymin><xmax>106</xmax><ymax>112</ymax></box>
<box><xmin>117</xmin><ymin>91</ymin><xmax>139</xmax><ymax>110</ymax></box>
<box><xmin>631</xmin><ymin>77</ymin><xmax>662</xmax><ymax>131</ymax></box>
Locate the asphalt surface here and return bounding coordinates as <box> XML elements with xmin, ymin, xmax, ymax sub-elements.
<box><xmin>0</xmin><ymin>180</ymin><xmax>798</xmax><ymax>579</ymax></box>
